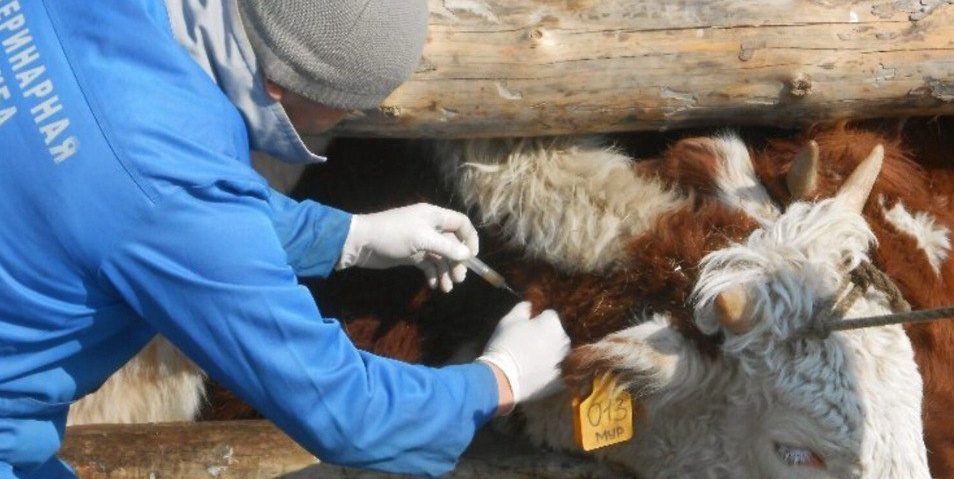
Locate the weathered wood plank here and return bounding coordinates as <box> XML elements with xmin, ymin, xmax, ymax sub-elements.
<box><xmin>61</xmin><ymin>421</ymin><xmax>315</xmax><ymax>479</ymax></box>
<box><xmin>60</xmin><ymin>421</ymin><xmax>626</xmax><ymax>479</ymax></box>
<box><xmin>329</xmin><ymin>0</ymin><xmax>954</xmax><ymax>138</ymax></box>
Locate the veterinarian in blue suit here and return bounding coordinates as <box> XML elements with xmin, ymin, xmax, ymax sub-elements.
<box><xmin>0</xmin><ymin>1</ymin><xmax>571</xmax><ymax>478</ymax></box>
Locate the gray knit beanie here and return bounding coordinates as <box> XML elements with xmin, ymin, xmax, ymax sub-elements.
<box><xmin>237</xmin><ymin>0</ymin><xmax>429</xmax><ymax>110</ymax></box>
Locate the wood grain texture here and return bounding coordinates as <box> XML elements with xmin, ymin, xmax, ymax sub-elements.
<box><xmin>61</xmin><ymin>421</ymin><xmax>626</xmax><ymax>479</ymax></box>
<box><xmin>61</xmin><ymin>421</ymin><xmax>315</xmax><ymax>479</ymax></box>
<box><xmin>328</xmin><ymin>0</ymin><xmax>954</xmax><ymax>138</ymax></box>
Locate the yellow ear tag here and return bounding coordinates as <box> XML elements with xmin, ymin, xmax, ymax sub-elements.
<box><xmin>572</xmin><ymin>373</ymin><xmax>634</xmax><ymax>451</ymax></box>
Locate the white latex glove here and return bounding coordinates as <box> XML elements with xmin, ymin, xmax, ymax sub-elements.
<box><xmin>477</xmin><ymin>302</ymin><xmax>571</xmax><ymax>407</ymax></box>
<box><xmin>337</xmin><ymin>203</ymin><xmax>479</xmax><ymax>292</ymax></box>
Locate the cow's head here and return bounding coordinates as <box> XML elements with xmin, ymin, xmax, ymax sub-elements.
<box><xmin>558</xmin><ymin>141</ymin><xmax>928</xmax><ymax>478</ymax></box>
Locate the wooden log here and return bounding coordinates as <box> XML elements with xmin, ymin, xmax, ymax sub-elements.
<box><xmin>328</xmin><ymin>0</ymin><xmax>954</xmax><ymax>138</ymax></box>
<box><xmin>60</xmin><ymin>421</ymin><xmax>626</xmax><ymax>479</ymax></box>
<box><xmin>60</xmin><ymin>421</ymin><xmax>315</xmax><ymax>479</ymax></box>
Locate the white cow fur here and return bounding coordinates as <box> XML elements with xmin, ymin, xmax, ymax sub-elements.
<box><xmin>68</xmin><ymin>336</ymin><xmax>204</xmax><ymax>425</ymax></box>
<box><xmin>435</xmin><ymin>136</ymin><xmax>687</xmax><ymax>274</ymax></box>
<box><xmin>436</xmin><ymin>134</ymin><xmax>779</xmax><ymax>274</ymax></box>
<box><xmin>880</xmin><ymin>197</ymin><xmax>951</xmax><ymax>275</ymax></box>
<box><xmin>444</xmin><ymin>136</ymin><xmax>929</xmax><ymax>478</ymax></box>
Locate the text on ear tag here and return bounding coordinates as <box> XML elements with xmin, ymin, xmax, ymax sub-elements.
<box><xmin>572</xmin><ymin>372</ymin><xmax>634</xmax><ymax>451</ymax></box>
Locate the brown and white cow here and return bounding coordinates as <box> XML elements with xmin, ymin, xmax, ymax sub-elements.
<box><xmin>435</xmin><ymin>121</ymin><xmax>953</xmax><ymax>478</ymax></box>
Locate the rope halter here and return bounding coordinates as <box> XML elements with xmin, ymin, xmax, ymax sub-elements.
<box><xmin>807</xmin><ymin>260</ymin><xmax>954</xmax><ymax>338</ymax></box>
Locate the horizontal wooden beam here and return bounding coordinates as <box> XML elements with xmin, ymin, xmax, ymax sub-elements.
<box><xmin>328</xmin><ymin>0</ymin><xmax>954</xmax><ymax>138</ymax></box>
<box><xmin>61</xmin><ymin>420</ymin><xmax>625</xmax><ymax>479</ymax></box>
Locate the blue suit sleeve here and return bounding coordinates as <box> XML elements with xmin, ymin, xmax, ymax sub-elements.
<box><xmin>267</xmin><ymin>188</ymin><xmax>351</xmax><ymax>278</ymax></box>
<box><xmin>98</xmin><ymin>180</ymin><xmax>499</xmax><ymax>476</ymax></box>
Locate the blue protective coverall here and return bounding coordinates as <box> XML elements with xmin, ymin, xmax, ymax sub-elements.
<box><xmin>0</xmin><ymin>1</ymin><xmax>498</xmax><ymax>478</ymax></box>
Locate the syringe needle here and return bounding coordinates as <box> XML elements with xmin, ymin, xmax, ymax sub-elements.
<box><xmin>463</xmin><ymin>256</ymin><xmax>522</xmax><ymax>299</ymax></box>
<box><xmin>501</xmin><ymin>284</ymin><xmax>520</xmax><ymax>298</ymax></box>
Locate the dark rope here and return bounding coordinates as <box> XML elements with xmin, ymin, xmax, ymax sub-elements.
<box><xmin>810</xmin><ymin>260</ymin><xmax>954</xmax><ymax>338</ymax></box>
<box><xmin>849</xmin><ymin>261</ymin><xmax>911</xmax><ymax>314</ymax></box>
<box><xmin>828</xmin><ymin>306</ymin><xmax>954</xmax><ymax>333</ymax></box>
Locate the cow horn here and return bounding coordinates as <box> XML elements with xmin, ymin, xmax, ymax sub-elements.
<box><xmin>836</xmin><ymin>144</ymin><xmax>884</xmax><ymax>214</ymax></box>
<box><xmin>786</xmin><ymin>140</ymin><xmax>819</xmax><ymax>200</ymax></box>
<box><xmin>715</xmin><ymin>287</ymin><xmax>751</xmax><ymax>335</ymax></box>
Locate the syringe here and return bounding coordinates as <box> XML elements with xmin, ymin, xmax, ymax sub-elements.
<box><xmin>464</xmin><ymin>256</ymin><xmax>521</xmax><ymax>299</ymax></box>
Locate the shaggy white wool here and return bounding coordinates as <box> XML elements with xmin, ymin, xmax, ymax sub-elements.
<box><xmin>434</xmin><ymin>137</ymin><xmax>686</xmax><ymax>274</ymax></box>
<box><xmin>68</xmin><ymin>336</ymin><xmax>205</xmax><ymax>425</ymax></box>
<box><xmin>881</xmin><ymin>198</ymin><xmax>951</xmax><ymax>275</ymax></box>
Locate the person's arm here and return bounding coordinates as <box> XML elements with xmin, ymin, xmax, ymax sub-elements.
<box><xmin>267</xmin><ymin>186</ymin><xmax>480</xmax><ymax>292</ymax></box>
<box><xmin>98</xmin><ymin>180</ymin><xmax>498</xmax><ymax>476</ymax></box>
<box><xmin>266</xmin><ymin>186</ymin><xmax>533</xmax><ymax>417</ymax></box>
<box><xmin>266</xmin><ymin>187</ymin><xmax>352</xmax><ymax>278</ymax></box>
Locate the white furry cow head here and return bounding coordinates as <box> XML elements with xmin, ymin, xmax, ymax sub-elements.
<box><xmin>439</xmin><ymin>134</ymin><xmax>929</xmax><ymax>479</ymax></box>
<box><xmin>689</xmin><ymin>148</ymin><xmax>926</xmax><ymax>478</ymax></box>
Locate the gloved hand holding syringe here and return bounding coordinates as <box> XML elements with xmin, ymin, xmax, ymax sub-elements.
<box><xmin>339</xmin><ymin>203</ymin><xmax>522</xmax><ymax>296</ymax></box>
<box><xmin>463</xmin><ymin>256</ymin><xmax>521</xmax><ymax>299</ymax></box>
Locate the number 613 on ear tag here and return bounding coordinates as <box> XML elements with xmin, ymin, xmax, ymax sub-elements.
<box><xmin>572</xmin><ymin>373</ymin><xmax>634</xmax><ymax>451</ymax></box>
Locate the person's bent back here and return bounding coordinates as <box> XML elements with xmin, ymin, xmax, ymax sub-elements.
<box><xmin>0</xmin><ymin>1</ymin><xmax>570</xmax><ymax>478</ymax></box>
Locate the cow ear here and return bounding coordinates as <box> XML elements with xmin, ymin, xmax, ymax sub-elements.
<box><xmin>835</xmin><ymin>144</ymin><xmax>884</xmax><ymax>214</ymax></box>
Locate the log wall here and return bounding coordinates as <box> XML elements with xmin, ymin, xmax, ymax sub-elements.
<box><xmin>330</xmin><ymin>0</ymin><xmax>954</xmax><ymax>138</ymax></box>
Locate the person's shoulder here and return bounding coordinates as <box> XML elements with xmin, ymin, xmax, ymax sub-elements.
<box><xmin>46</xmin><ymin>1</ymin><xmax>248</xmax><ymax>187</ymax></box>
